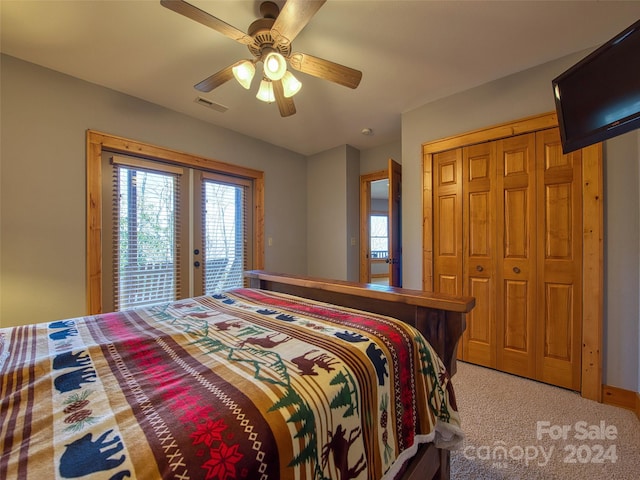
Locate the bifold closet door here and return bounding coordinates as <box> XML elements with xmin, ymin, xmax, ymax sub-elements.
<box><xmin>535</xmin><ymin>129</ymin><xmax>582</xmax><ymax>391</ymax></box>
<box><xmin>462</xmin><ymin>142</ymin><xmax>497</xmax><ymax>368</ymax></box>
<box><xmin>495</xmin><ymin>133</ymin><xmax>537</xmax><ymax>379</ymax></box>
<box><xmin>429</xmin><ymin>122</ymin><xmax>592</xmax><ymax>392</ymax></box>
<box><xmin>433</xmin><ymin>149</ymin><xmax>463</xmax><ymax>296</ymax></box>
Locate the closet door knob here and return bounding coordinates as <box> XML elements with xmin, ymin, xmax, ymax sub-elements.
<box><xmin>513</xmin><ymin>267</ymin><xmax>521</xmax><ymax>274</ymax></box>
<box><xmin>476</xmin><ymin>265</ymin><xmax>483</xmax><ymax>272</ymax></box>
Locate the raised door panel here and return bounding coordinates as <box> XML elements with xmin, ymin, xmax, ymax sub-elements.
<box><xmin>433</xmin><ymin>149</ymin><xmax>463</xmax><ymax>296</ymax></box>
<box><xmin>496</xmin><ymin>133</ymin><xmax>537</xmax><ymax>378</ymax></box>
<box><xmin>465</xmin><ymin>276</ymin><xmax>494</xmax><ymax>366</ymax></box>
<box><xmin>536</xmin><ymin>128</ymin><xmax>582</xmax><ymax>391</ymax></box>
<box><xmin>462</xmin><ymin>143</ymin><xmax>496</xmax><ymax>367</ymax></box>
<box><xmin>436</xmin><ymin>194</ymin><xmax>460</xmax><ymax>294</ymax></box>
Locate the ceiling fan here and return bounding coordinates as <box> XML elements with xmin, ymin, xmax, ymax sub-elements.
<box><xmin>160</xmin><ymin>0</ymin><xmax>362</xmax><ymax>117</ymax></box>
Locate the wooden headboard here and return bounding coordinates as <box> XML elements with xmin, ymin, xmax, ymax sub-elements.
<box><xmin>245</xmin><ymin>270</ymin><xmax>475</xmax><ymax>376</ymax></box>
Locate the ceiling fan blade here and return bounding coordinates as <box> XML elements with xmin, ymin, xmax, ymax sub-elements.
<box><xmin>272</xmin><ymin>80</ymin><xmax>296</xmax><ymax>117</ymax></box>
<box><xmin>271</xmin><ymin>0</ymin><xmax>326</xmax><ymax>48</ymax></box>
<box><xmin>161</xmin><ymin>0</ymin><xmax>254</xmax><ymax>46</ymax></box>
<box><xmin>194</xmin><ymin>61</ymin><xmax>243</xmax><ymax>92</ymax></box>
<box><xmin>288</xmin><ymin>52</ymin><xmax>362</xmax><ymax>89</ymax></box>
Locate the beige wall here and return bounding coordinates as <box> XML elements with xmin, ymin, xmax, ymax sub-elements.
<box><xmin>604</xmin><ymin>130</ymin><xmax>640</xmax><ymax>392</ymax></box>
<box><xmin>401</xmin><ymin>50</ymin><xmax>640</xmax><ymax>393</ymax></box>
<box><xmin>306</xmin><ymin>145</ymin><xmax>360</xmax><ymax>281</ymax></box>
<box><xmin>359</xmin><ymin>141</ymin><xmax>401</xmax><ymax>174</ymax></box>
<box><xmin>346</xmin><ymin>145</ymin><xmax>360</xmax><ymax>282</ymax></box>
<box><xmin>0</xmin><ymin>54</ymin><xmax>308</xmax><ymax>326</ymax></box>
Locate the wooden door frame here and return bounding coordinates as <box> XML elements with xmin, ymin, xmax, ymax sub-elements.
<box><xmin>359</xmin><ymin>169</ymin><xmax>388</xmax><ymax>283</ymax></box>
<box><xmin>86</xmin><ymin>130</ymin><xmax>265</xmax><ymax>315</ymax></box>
<box><xmin>421</xmin><ymin>112</ymin><xmax>603</xmax><ymax>402</ymax></box>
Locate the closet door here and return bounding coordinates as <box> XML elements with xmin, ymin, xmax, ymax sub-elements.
<box><xmin>536</xmin><ymin>129</ymin><xmax>582</xmax><ymax>391</ymax></box>
<box><xmin>433</xmin><ymin>149</ymin><xmax>463</xmax><ymax>296</ymax></box>
<box><xmin>496</xmin><ymin>134</ymin><xmax>537</xmax><ymax>378</ymax></box>
<box><xmin>462</xmin><ymin>142</ymin><xmax>497</xmax><ymax>368</ymax></box>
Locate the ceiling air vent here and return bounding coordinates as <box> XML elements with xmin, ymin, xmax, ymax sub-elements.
<box><xmin>194</xmin><ymin>96</ymin><xmax>228</xmax><ymax>113</ymax></box>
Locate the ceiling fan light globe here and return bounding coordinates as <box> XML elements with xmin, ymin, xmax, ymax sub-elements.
<box><xmin>232</xmin><ymin>61</ymin><xmax>255</xmax><ymax>89</ymax></box>
<box><xmin>263</xmin><ymin>52</ymin><xmax>287</xmax><ymax>81</ymax></box>
<box><xmin>256</xmin><ymin>79</ymin><xmax>275</xmax><ymax>103</ymax></box>
<box><xmin>282</xmin><ymin>71</ymin><xmax>302</xmax><ymax>98</ymax></box>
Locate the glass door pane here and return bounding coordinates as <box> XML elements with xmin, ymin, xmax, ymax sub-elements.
<box><xmin>112</xmin><ymin>163</ymin><xmax>182</xmax><ymax>309</ymax></box>
<box><xmin>196</xmin><ymin>173</ymin><xmax>253</xmax><ymax>295</ymax></box>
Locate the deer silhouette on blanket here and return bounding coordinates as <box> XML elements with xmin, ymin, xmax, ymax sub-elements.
<box><xmin>291</xmin><ymin>350</ymin><xmax>340</xmax><ymax>376</ymax></box>
<box><xmin>213</xmin><ymin>319</ymin><xmax>243</xmax><ymax>331</ymax></box>
<box><xmin>237</xmin><ymin>332</ymin><xmax>292</xmax><ymax>349</ymax></box>
<box><xmin>321</xmin><ymin>425</ymin><xmax>366</xmax><ymax>480</ymax></box>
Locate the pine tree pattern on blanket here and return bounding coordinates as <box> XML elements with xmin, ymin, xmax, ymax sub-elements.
<box><xmin>0</xmin><ymin>288</ymin><xmax>463</xmax><ymax>480</ymax></box>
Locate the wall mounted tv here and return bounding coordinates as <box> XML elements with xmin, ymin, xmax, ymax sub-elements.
<box><xmin>552</xmin><ymin>19</ymin><xmax>640</xmax><ymax>154</ymax></box>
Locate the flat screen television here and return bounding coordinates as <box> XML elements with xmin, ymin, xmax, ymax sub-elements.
<box><xmin>552</xmin><ymin>19</ymin><xmax>640</xmax><ymax>154</ymax></box>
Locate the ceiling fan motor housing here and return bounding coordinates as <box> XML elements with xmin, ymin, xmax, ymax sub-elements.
<box><xmin>248</xmin><ymin>2</ymin><xmax>291</xmax><ymax>60</ymax></box>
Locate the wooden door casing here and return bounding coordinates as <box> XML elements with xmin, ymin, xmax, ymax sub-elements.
<box><xmin>359</xmin><ymin>160</ymin><xmax>402</xmax><ymax>286</ymax></box>
<box><xmin>359</xmin><ymin>169</ymin><xmax>386</xmax><ymax>283</ymax></box>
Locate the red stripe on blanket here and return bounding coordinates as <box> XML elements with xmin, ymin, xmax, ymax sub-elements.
<box><xmin>89</xmin><ymin>311</ymin><xmax>280</xmax><ymax>480</ymax></box>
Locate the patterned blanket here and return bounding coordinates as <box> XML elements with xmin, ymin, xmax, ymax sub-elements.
<box><xmin>0</xmin><ymin>288</ymin><xmax>462</xmax><ymax>480</ymax></box>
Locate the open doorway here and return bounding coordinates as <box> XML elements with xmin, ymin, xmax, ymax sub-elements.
<box><xmin>359</xmin><ymin>159</ymin><xmax>402</xmax><ymax>286</ymax></box>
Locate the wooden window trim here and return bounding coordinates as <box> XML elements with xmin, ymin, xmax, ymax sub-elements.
<box><xmin>86</xmin><ymin>130</ymin><xmax>265</xmax><ymax>315</ymax></box>
<box><xmin>421</xmin><ymin>111</ymin><xmax>603</xmax><ymax>402</ymax></box>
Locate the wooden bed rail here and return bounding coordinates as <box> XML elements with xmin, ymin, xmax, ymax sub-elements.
<box><xmin>245</xmin><ymin>270</ymin><xmax>475</xmax><ymax>376</ymax></box>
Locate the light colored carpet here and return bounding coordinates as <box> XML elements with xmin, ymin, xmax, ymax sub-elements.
<box><xmin>450</xmin><ymin>361</ymin><xmax>640</xmax><ymax>479</ymax></box>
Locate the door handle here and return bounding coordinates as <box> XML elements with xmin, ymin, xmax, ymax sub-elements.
<box><xmin>513</xmin><ymin>267</ymin><xmax>521</xmax><ymax>274</ymax></box>
<box><xmin>476</xmin><ymin>265</ymin><xmax>483</xmax><ymax>272</ymax></box>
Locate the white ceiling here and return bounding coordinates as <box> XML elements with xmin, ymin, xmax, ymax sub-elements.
<box><xmin>2</xmin><ymin>0</ymin><xmax>640</xmax><ymax>156</ymax></box>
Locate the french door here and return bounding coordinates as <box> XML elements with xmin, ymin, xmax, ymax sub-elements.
<box><xmin>194</xmin><ymin>171</ymin><xmax>253</xmax><ymax>297</ymax></box>
<box><xmin>101</xmin><ymin>153</ymin><xmax>254</xmax><ymax>312</ymax></box>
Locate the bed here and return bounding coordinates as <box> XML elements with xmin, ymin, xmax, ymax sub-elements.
<box><xmin>0</xmin><ymin>271</ymin><xmax>474</xmax><ymax>480</ymax></box>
